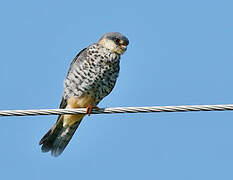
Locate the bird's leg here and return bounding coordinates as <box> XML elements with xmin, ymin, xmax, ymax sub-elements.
<box><xmin>86</xmin><ymin>105</ymin><xmax>100</xmax><ymax>116</ymax></box>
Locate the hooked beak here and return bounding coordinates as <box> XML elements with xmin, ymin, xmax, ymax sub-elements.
<box><xmin>113</xmin><ymin>40</ymin><xmax>128</xmax><ymax>55</ymax></box>
<box><xmin>119</xmin><ymin>39</ymin><xmax>128</xmax><ymax>52</ymax></box>
<box><xmin>120</xmin><ymin>44</ymin><xmax>127</xmax><ymax>51</ymax></box>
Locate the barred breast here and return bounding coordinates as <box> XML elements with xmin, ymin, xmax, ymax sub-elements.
<box><xmin>63</xmin><ymin>44</ymin><xmax>120</xmax><ymax>105</ymax></box>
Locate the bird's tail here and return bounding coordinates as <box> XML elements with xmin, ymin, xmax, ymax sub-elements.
<box><xmin>39</xmin><ymin>115</ymin><xmax>83</xmax><ymax>157</ymax></box>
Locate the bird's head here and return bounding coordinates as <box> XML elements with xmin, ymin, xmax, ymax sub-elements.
<box><xmin>98</xmin><ymin>32</ymin><xmax>129</xmax><ymax>55</ymax></box>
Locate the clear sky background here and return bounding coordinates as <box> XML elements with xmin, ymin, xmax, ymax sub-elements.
<box><xmin>0</xmin><ymin>0</ymin><xmax>233</xmax><ymax>179</ymax></box>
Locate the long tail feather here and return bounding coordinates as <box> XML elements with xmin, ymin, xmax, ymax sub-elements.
<box><xmin>39</xmin><ymin>115</ymin><xmax>82</xmax><ymax>156</ymax></box>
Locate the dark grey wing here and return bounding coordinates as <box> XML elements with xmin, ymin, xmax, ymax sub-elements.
<box><xmin>39</xmin><ymin>47</ymin><xmax>88</xmax><ymax>155</ymax></box>
<box><xmin>39</xmin><ymin>97</ymin><xmax>66</xmax><ymax>148</ymax></box>
<box><xmin>59</xmin><ymin>47</ymin><xmax>89</xmax><ymax>110</ymax></box>
<box><xmin>56</xmin><ymin>47</ymin><xmax>89</xmax><ymax>111</ymax></box>
<box><xmin>52</xmin><ymin>97</ymin><xmax>67</xmax><ymax>124</ymax></box>
<box><xmin>67</xmin><ymin>48</ymin><xmax>87</xmax><ymax>74</ymax></box>
<box><xmin>44</xmin><ymin>48</ymin><xmax>88</xmax><ymax>155</ymax></box>
<box><xmin>59</xmin><ymin>97</ymin><xmax>67</xmax><ymax>109</ymax></box>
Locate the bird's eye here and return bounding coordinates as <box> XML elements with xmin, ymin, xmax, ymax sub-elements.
<box><xmin>113</xmin><ymin>38</ymin><xmax>120</xmax><ymax>44</ymax></box>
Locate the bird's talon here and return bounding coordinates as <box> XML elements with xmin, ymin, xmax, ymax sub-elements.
<box><xmin>86</xmin><ymin>105</ymin><xmax>99</xmax><ymax>116</ymax></box>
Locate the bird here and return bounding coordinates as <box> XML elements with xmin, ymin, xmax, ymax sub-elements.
<box><xmin>39</xmin><ymin>32</ymin><xmax>129</xmax><ymax>157</ymax></box>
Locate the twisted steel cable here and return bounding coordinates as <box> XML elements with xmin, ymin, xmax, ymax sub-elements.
<box><xmin>0</xmin><ymin>104</ymin><xmax>233</xmax><ymax>117</ymax></box>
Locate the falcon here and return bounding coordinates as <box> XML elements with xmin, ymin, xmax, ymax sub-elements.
<box><xmin>39</xmin><ymin>32</ymin><xmax>129</xmax><ymax>156</ymax></box>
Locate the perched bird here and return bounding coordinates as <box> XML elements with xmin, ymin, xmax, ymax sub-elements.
<box><xmin>39</xmin><ymin>32</ymin><xmax>129</xmax><ymax>157</ymax></box>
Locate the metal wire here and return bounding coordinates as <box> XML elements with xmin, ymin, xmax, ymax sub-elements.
<box><xmin>0</xmin><ymin>104</ymin><xmax>233</xmax><ymax>117</ymax></box>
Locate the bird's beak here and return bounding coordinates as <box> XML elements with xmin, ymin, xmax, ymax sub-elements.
<box><xmin>113</xmin><ymin>41</ymin><xmax>128</xmax><ymax>55</ymax></box>
<box><xmin>120</xmin><ymin>44</ymin><xmax>127</xmax><ymax>53</ymax></box>
<box><xmin>119</xmin><ymin>40</ymin><xmax>127</xmax><ymax>52</ymax></box>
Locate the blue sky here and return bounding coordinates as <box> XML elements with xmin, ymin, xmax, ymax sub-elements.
<box><xmin>0</xmin><ymin>0</ymin><xmax>233</xmax><ymax>179</ymax></box>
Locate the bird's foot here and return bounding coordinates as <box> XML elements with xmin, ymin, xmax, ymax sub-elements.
<box><xmin>86</xmin><ymin>105</ymin><xmax>100</xmax><ymax>116</ymax></box>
